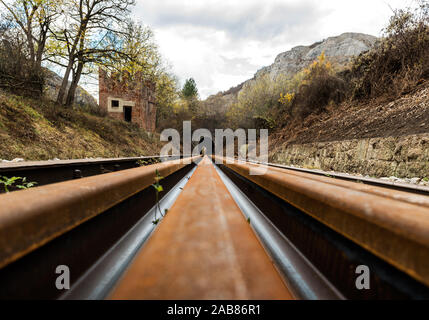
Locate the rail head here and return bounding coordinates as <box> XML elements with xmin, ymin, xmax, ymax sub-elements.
<box><xmin>212</xmin><ymin>155</ymin><xmax>429</xmax><ymax>288</ymax></box>
<box><xmin>0</xmin><ymin>156</ymin><xmax>201</xmax><ymax>270</ymax></box>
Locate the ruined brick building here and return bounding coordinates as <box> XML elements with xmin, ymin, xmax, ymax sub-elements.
<box><xmin>99</xmin><ymin>69</ymin><xmax>156</xmax><ymax>132</ymax></box>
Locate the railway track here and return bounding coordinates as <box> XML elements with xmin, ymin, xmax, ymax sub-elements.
<box><xmin>0</xmin><ymin>155</ymin><xmax>428</xmax><ymax>300</ymax></box>
<box><xmin>0</xmin><ymin>155</ymin><xmax>190</xmax><ymax>190</ymax></box>
<box><xmin>248</xmin><ymin>160</ymin><xmax>429</xmax><ymax>196</ymax></box>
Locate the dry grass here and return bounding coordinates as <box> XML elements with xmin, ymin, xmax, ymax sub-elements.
<box><xmin>292</xmin><ymin>74</ymin><xmax>347</xmax><ymax>119</ymax></box>
<box><xmin>0</xmin><ymin>23</ymin><xmax>44</xmax><ymax>97</ymax></box>
<box><xmin>349</xmin><ymin>4</ymin><xmax>429</xmax><ymax>100</ymax></box>
<box><xmin>0</xmin><ymin>90</ymin><xmax>162</xmax><ymax>160</ymax></box>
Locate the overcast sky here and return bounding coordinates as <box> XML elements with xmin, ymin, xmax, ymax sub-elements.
<box><xmin>129</xmin><ymin>0</ymin><xmax>415</xmax><ymax>99</ymax></box>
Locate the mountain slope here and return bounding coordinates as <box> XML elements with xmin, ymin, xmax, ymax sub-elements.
<box><xmin>204</xmin><ymin>32</ymin><xmax>377</xmax><ymax>111</ymax></box>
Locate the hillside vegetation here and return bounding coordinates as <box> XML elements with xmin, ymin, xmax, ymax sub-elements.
<box><xmin>0</xmin><ymin>90</ymin><xmax>161</xmax><ymax>161</ymax></box>
<box><xmin>1</xmin><ymin>1</ymin><xmax>428</xmax><ymax>163</ymax></box>
<box><xmin>215</xmin><ymin>2</ymin><xmax>429</xmax><ymax>143</ymax></box>
<box><xmin>0</xmin><ymin>0</ymin><xmax>169</xmax><ymax>161</ymax></box>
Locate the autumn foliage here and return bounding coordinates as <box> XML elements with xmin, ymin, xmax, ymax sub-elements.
<box><xmin>349</xmin><ymin>1</ymin><xmax>429</xmax><ymax>99</ymax></box>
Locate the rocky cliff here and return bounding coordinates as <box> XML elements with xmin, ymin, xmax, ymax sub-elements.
<box><xmin>205</xmin><ymin>32</ymin><xmax>377</xmax><ymax>110</ymax></box>
<box><xmin>255</xmin><ymin>32</ymin><xmax>377</xmax><ymax>79</ymax></box>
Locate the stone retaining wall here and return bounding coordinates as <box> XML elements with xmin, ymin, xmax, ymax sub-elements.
<box><xmin>271</xmin><ymin>134</ymin><xmax>429</xmax><ymax>178</ymax></box>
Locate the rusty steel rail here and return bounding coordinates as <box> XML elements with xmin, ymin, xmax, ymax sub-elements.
<box><xmin>0</xmin><ymin>156</ymin><xmax>200</xmax><ymax>271</ymax></box>
<box><xmin>60</xmin><ymin>164</ymin><xmax>199</xmax><ymax>300</ymax></box>
<box><xmin>212</xmin><ymin>162</ymin><xmax>344</xmax><ymax>300</ymax></box>
<box><xmin>249</xmin><ymin>160</ymin><xmax>429</xmax><ymax>196</ymax></box>
<box><xmin>0</xmin><ymin>155</ymin><xmax>192</xmax><ymax>189</ymax></box>
<box><xmin>1</xmin><ymin>152</ymin><xmax>428</xmax><ymax>300</ymax></box>
<box><xmin>213</xmin><ymin>156</ymin><xmax>429</xmax><ymax>290</ymax></box>
<box><xmin>108</xmin><ymin>156</ymin><xmax>293</xmax><ymax>300</ymax></box>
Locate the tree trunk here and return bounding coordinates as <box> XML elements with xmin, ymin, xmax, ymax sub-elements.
<box><xmin>35</xmin><ymin>32</ymin><xmax>47</xmax><ymax>70</ymax></box>
<box><xmin>65</xmin><ymin>61</ymin><xmax>84</xmax><ymax>107</ymax></box>
<box><xmin>57</xmin><ymin>31</ymin><xmax>85</xmax><ymax>105</ymax></box>
<box><xmin>26</xmin><ymin>30</ymin><xmax>36</xmax><ymax>66</ymax></box>
<box><xmin>56</xmin><ymin>58</ymin><xmax>74</xmax><ymax>105</ymax></box>
<box><xmin>35</xmin><ymin>47</ymin><xmax>43</xmax><ymax>70</ymax></box>
<box><xmin>56</xmin><ymin>17</ymin><xmax>88</xmax><ymax>105</ymax></box>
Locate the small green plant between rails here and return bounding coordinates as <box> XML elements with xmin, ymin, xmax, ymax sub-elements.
<box><xmin>137</xmin><ymin>160</ymin><xmax>167</xmax><ymax>225</ymax></box>
<box><xmin>0</xmin><ymin>176</ymin><xmax>37</xmax><ymax>193</ymax></box>
<box><xmin>136</xmin><ymin>158</ymin><xmax>161</xmax><ymax>167</ymax></box>
<box><xmin>152</xmin><ymin>169</ymin><xmax>165</xmax><ymax>225</ymax></box>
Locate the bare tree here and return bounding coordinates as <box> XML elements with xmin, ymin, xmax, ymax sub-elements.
<box><xmin>50</xmin><ymin>0</ymin><xmax>135</xmax><ymax>106</ymax></box>
<box><xmin>62</xmin><ymin>18</ymin><xmax>161</xmax><ymax>107</ymax></box>
<box><xmin>0</xmin><ymin>0</ymin><xmax>59</xmax><ymax>68</ymax></box>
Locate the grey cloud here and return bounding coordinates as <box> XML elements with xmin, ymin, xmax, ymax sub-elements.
<box><xmin>132</xmin><ymin>1</ymin><xmax>334</xmax><ymax>98</ymax></box>
<box><xmin>136</xmin><ymin>1</ymin><xmax>328</xmax><ymax>41</ymax></box>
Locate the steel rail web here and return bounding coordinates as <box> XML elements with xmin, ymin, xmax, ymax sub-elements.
<box><xmin>213</xmin><ymin>155</ymin><xmax>429</xmax><ymax>289</ymax></box>
<box><xmin>212</xmin><ymin>159</ymin><xmax>344</xmax><ymax>300</ymax></box>
<box><xmin>0</xmin><ymin>155</ymin><xmax>193</xmax><ymax>188</ymax></box>
<box><xmin>108</xmin><ymin>156</ymin><xmax>294</xmax><ymax>300</ymax></box>
<box><xmin>1</xmin><ymin>153</ymin><xmax>428</xmax><ymax>300</ymax></box>
<box><xmin>60</xmin><ymin>164</ymin><xmax>200</xmax><ymax>300</ymax></box>
<box><xmin>0</xmin><ymin>156</ymin><xmax>201</xmax><ymax>270</ymax></box>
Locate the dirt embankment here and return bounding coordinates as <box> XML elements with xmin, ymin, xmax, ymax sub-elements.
<box><xmin>271</xmin><ymin>81</ymin><xmax>429</xmax><ymax>148</ymax></box>
<box><xmin>0</xmin><ymin>90</ymin><xmax>162</xmax><ymax>161</ymax></box>
<box><xmin>270</xmin><ymin>82</ymin><xmax>429</xmax><ymax>179</ymax></box>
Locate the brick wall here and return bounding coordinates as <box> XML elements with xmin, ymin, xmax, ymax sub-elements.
<box><xmin>99</xmin><ymin>69</ymin><xmax>157</xmax><ymax>132</ymax></box>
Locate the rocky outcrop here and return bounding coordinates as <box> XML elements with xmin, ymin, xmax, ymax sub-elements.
<box><xmin>256</xmin><ymin>33</ymin><xmax>377</xmax><ymax>79</ymax></box>
<box><xmin>43</xmin><ymin>68</ymin><xmax>98</xmax><ymax>107</ymax></box>
<box><xmin>271</xmin><ymin>133</ymin><xmax>429</xmax><ymax>179</ymax></box>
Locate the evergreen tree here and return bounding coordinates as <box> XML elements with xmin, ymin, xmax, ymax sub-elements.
<box><xmin>181</xmin><ymin>78</ymin><xmax>198</xmax><ymax>99</ymax></box>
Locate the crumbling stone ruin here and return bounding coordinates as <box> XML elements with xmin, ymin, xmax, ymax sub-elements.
<box><xmin>99</xmin><ymin>69</ymin><xmax>156</xmax><ymax>132</ymax></box>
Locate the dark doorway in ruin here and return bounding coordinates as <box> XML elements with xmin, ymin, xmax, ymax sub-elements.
<box><xmin>124</xmin><ymin>106</ymin><xmax>132</xmax><ymax>122</ymax></box>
